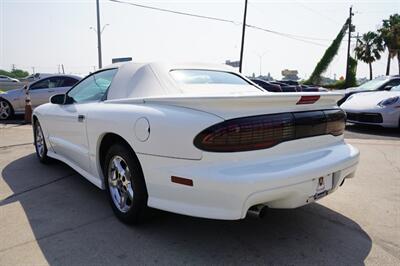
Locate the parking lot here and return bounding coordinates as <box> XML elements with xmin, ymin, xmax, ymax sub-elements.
<box><xmin>0</xmin><ymin>120</ymin><xmax>399</xmax><ymax>265</ymax></box>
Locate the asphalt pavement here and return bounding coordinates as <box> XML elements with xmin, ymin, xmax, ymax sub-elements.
<box><xmin>0</xmin><ymin>120</ymin><xmax>399</xmax><ymax>265</ymax></box>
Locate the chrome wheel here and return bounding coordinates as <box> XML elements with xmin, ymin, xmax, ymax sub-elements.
<box><xmin>0</xmin><ymin>100</ymin><xmax>11</xmax><ymax>120</ymax></box>
<box><xmin>35</xmin><ymin>123</ymin><xmax>45</xmax><ymax>158</ymax></box>
<box><xmin>108</xmin><ymin>156</ymin><xmax>134</xmax><ymax>213</ymax></box>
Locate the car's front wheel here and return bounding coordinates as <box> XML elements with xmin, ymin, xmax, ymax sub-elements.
<box><xmin>33</xmin><ymin>120</ymin><xmax>52</xmax><ymax>163</ymax></box>
<box><xmin>0</xmin><ymin>99</ymin><xmax>13</xmax><ymax>120</ymax></box>
<box><xmin>104</xmin><ymin>143</ymin><xmax>148</xmax><ymax>224</ymax></box>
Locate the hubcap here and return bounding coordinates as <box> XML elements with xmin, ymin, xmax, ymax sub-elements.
<box><xmin>0</xmin><ymin>100</ymin><xmax>11</xmax><ymax>120</ymax></box>
<box><xmin>108</xmin><ymin>156</ymin><xmax>134</xmax><ymax>213</ymax></box>
<box><xmin>35</xmin><ymin>124</ymin><xmax>45</xmax><ymax>158</ymax></box>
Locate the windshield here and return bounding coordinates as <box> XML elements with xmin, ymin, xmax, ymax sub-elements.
<box><xmin>358</xmin><ymin>77</ymin><xmax>389</xmax><ymax>90</ymax></box>
<box><xmin>170</xmin><ymin>70</ymin><xmax>250</xmax><ymax>85</ymax></box>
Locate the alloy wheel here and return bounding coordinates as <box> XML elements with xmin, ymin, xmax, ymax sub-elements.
<box><xmin>35</xmin><ymin>123</ymin><xmax>45</xmax><ymax>158</ymax></box>
<box><xmin>0</xmin><ymin>100</ymin><xmax>11</xmax><ymax>120</ymax></box>
<box><xmin>108</xmin><ymin>156</ymin><xmax>134</xmax><ymax>213</ymax></box>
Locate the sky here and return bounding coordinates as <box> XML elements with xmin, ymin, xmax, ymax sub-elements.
<box><xmin>0</xmin><ymin>0</ymin><xmax>399</xmax><ymax>80</ymax></box>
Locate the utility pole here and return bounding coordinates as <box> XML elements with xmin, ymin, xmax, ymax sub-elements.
<box><xmin>345</xmin><ymin>6</ymin><xmax>354</xmax><ymax>86</ymax></box>
<box><xmin>32</xmin><ymin>67</ymin><xmax>35</xmax><ymax>74</ymax></box>
<box><xmin>61</xmin><ymin>64</ymin><xmax>65</xmax><ymax>74</ymax></box>
<box><xmin>239</xmin><ymin>0</ymin><xmax>248</xmax><ymax>73</ymax></box>
<box><xmin>96</xmin><ymin>0</ymin><xmax>103</xmax><ymax>69</ymax></box>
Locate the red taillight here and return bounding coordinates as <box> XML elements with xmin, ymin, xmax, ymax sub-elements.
<box><xmin>296</xmin><ymin>95</ymin><xmax>320</xmax><ymax>105</ymax></box>
<box><xmin>196</xmin><ymin>113</ymin><xmax>294</xmax><ymax>152</ymax></box>
<box><xmin>194</xmin><ymin>109</ymin><xmax>345</xmax><ymax>152</ymax></box>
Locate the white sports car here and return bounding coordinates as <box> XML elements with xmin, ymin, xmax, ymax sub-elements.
<box><xmin>341</xmin><ymin>85</ymin><xmax>400</xmax><ymax>128</ymax></box>
<box><xmin>33</xmin><ymin>62</ymin><xmax>359</xmax><ymax>224</ymax></box>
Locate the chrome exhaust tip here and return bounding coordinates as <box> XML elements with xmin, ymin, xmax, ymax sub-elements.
<box><xmin>247</xmin><ymin>205</ymin><xmax>268</xmax><ymax>218</ymax></box>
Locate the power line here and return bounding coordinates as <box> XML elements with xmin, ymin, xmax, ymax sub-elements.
<box><xmin>245</xmin><ymin>24</ymin><xmax>328</xmax><ymax>47</ymax></box>
<box><xmin>292</xmin><ymin>0</ymin><xmax>341</xmax><ymax>25</ymax></box>
<box><xmin>109</xmin><ymin>0</ymin><xmax>334</xmax><ymax>47</ymax></box>
<box><xmin>109</xmin><ymin>0</ymin><xmax>239</xmax><ymax>24</ymax></box>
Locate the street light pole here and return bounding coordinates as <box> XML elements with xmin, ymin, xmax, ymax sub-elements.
<box><xmin>239</xmin><ymin>0</ymin><xmax>248</xmax><ymax>73</ymax></box>
<box><xmin>254</xmin><ymin>51</ymin><xmax>268</xmax><ymax>77</ymax></box>
<box><xmin>96</xmin><ymin>0</ymin><xmax>103</xmax><ymax>69</ymax></box>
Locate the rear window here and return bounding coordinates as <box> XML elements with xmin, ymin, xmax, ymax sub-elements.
<box><xmin>170</xmin><ymin>70</ymin><xmax>250</xmax><ymax>85</ymax></box>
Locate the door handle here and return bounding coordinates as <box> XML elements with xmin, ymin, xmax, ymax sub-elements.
<box><xmin>47</xmin><ymin>89</ymin><xmax>55</xmax><ymax>92</ymax></box>
<box><xmin>78</xmin><ymin>114</ymin><xmax>85</xmax><ymax>122</ymax></box>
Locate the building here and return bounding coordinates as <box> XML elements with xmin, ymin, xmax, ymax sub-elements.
<box><xmin>281</xmin><ymin>69</ymin><xmax>299</xmax><ymax>81</ymax></box>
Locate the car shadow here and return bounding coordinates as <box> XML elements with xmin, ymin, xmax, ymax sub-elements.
<box><xmin>1</xmin><ymin>153</ymin><xmax>372</xmax><ymax>265</ymax></box>
<box><xmin>345</xmin><ymin>123</ymin><xmax>399</xmax><ymax>139</ymax></box>
<box><xmin>0</xmin><ymin>114</ymin><xmax>26</xmax><ymax>125</ymax></box>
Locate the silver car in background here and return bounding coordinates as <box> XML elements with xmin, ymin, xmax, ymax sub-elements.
<box><xmin>0</xmin><ymin>74</ymin><xmax>81</xmax><ymax>120</ymax></box>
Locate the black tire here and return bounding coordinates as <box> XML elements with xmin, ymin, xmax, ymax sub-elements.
<box><xmin>33</xmin><ymin>120</ymin><xmax>52</xmax><ymax>164</ymax></box>
<box><xmin>104</xmin><ymin>143</ymin><xmax>148</xmax><ymax>224</ymax></box>
<box><xmin>0</xmin><ymin>99</ymin><xmax>14</xmax><ymax>120</ymax></box>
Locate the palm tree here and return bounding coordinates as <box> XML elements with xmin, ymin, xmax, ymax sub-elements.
<box><xmin>354</xmin><ymin>32</ymin><xmax>384</xmax><ymax>80</ymax></box>
<box><xmin>378</xmin><ymin>14</ymin><xmax>400</xmax><ymax>75</ymax></box>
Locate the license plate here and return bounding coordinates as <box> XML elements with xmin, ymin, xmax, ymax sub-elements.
<box><xmin>313</xmin><ymin>174</ymin><xmax>333</xmax><ymax>200</ymax></box>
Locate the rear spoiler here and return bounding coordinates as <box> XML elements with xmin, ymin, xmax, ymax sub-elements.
<box><xmin>106</xmin><ymin>92</ymin><xmax>344</xmax><ymax>119</ymax></box>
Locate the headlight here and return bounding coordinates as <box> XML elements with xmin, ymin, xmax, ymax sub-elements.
<box><xmin>378</xmin><ymin>96</ymin><xmax>399</xmax><ymax>107</ymax></box>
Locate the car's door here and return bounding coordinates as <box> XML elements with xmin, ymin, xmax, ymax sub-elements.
<box><xmin>29</xmin><ymin>77</ymin><xmax>59</xmax><ymax>108</ymax></box>
<box><xmin>45</xmin><ymin>69</ymin><xmax>118</xmax><ymax>173</ymax></box>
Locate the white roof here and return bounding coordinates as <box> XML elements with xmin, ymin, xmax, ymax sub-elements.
<box><xmin>106</xmin><ymin>62</ymin><xmax>256</xmax><ymax>100</ymax></box>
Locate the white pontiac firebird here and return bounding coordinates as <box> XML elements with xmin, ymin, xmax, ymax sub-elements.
<box><xmin>33</xmin><ymin>62</ymin><xmax>359</xmax><ymax>224</ymax></box>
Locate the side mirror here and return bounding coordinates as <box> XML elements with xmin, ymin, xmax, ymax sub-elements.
<box><xmin>50</xmin><ymin>94</ymin><xmax>65</xmax><ymax>104</ymax></box>
<box><xmin>383</xmin><ymin>85</ymin><xmax>392</xmax><ymax>91</ymax></box>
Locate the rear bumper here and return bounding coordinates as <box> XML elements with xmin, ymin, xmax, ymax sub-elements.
<box><xmin>138</xmin><ymin>140</ymin><xmax>359</xmax><ymax>220</ymax></box>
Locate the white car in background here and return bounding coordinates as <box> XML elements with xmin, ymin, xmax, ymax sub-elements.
<box><xmin>0</xmin><ymin>74</ymin><xmax>81</xmax><ymax>120</ymax></box>
<box><xmin>0</xmin><ymin>75</ymin><xmax>20</xmax><ymax>83</ymax></box>
<box><xmin>32</xmin><ymin>62</ymin><xmax>359</xmax><ymax>224</ymax></box>
<box><xmin>341</xmin><ymin>85</ymin><xmax>400</xmax><ymax>128</ymax></box>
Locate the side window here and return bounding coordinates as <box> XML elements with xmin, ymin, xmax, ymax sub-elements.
<box><xmin>48</xmin><ymin>77</ymin><xmax>63</xmax><ymax>88</ymax></box>
<box><xmin>386</xmin><ymin>79</ymin><xmax>400</xmax><ymax>88</ymax></box>
<box><xmin>61</xmin><ymin>77</ymin><xmax>79</xmax><ymax>87</ymax></box>
<box><xmin>30</xmin><ymin>78</ymin><xmax>50</xmax><ymax>90</ymax></box>
<box><xmin>67</xmin><ymin>69</ymin><xmax>118</xmax><ymax>103</ymax></box>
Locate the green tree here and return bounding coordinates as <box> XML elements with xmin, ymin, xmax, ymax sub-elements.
<box><xmin>354</xmin><ymin>31</ymin><xmax>384</xmax><ymax>80</ymax></box>
<box><xmin>378</xmin><ymin>14</ymin><xmax>400</xmax><ymax>75</ymax></box>
<box><xmin>306</xmin><ymin>19</ymin><xmax>349</xmax><ymax>85</ymax></box>
<box><xmin>0</xmin><ymin>69</ymin><xmax>29</xmax><ymax>79</ymax></box>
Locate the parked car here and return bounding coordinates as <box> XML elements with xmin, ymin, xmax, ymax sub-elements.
<box><xmin>278</xmin><ymin>80</ymin><xmax>299</xmax><ymax>86</ymax></box>
<box><xmin>0</xmin><ymin>74</ymin><xmax>81</xmax><ymax>120</ymax></box>
<box><xmin>0</xmin><ymin>75</ymin><xmax>20</xmax><ymax>83</ymax></box>
<box><xmin>279</xmin><ymin>81</ymin><xmax>328</xmax><ymax>92</ymax></box>
<box><xmin>250</xmin><ymin>78</ymin><xmax>282</xmax><ymax>92</ymax></box>
<box><xmin>32</xmin><ymin>62</ymin><xmax>359</xmax><ymax>224</ymax></box>
<box><xmin>21</xmin><ymin>73</ymin><xmax>54</xmax><ymax>83</ymax></box>
<box><xmin>338</xmin><ymin>75</ymin><xmax>400</xmax><ymax>105</ymax></box>
<box><xmin>253</xmin><ymin>79</ymin><xmax>327</xmax><ymax>93</ymax></box>
<box><xmin>341</xmin><ymin>85</ymin><xmax>400</xmax><ymax>128</ymax></box>
<box><xmin>269</xmin><ymin>81</ymin><xmax>300</xmax><ymax>92</ymax></box>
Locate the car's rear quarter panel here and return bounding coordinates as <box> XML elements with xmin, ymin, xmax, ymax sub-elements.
<box><xmin>85</xmin><ymin>102</ymin><xmax>223</xmax><ymax>185</ymax></box>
